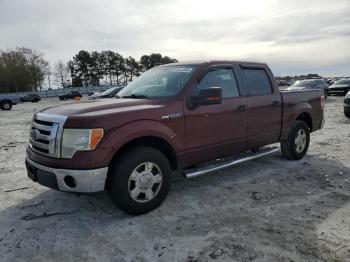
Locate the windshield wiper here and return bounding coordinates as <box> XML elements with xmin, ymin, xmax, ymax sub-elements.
<box><xmin>122</xmin><ymin>93</ymin><xmax>150</xmax><ymax>99</ymax></box>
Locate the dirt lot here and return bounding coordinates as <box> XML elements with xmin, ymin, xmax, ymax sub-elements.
<box><xmin>0</xmin><ymin>96</ymin><xmax>349</xmax><ymax>262</ymax></box>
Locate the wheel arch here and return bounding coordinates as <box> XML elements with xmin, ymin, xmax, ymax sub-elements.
<box><xmin>105</xmin><ymin>135</ymin><xmax>178</xmax><ymax>190</ymax></box>
<box><xmin>110</xmin><ymin>136</ymin><xmax>178</xmax><ymax>170</ymax></box>
<box><xmin>1</xmin><ymin>99</ymin><xmax>12</xmax><ymax>104</ymax></box>
<box><xmin>295</xmin><ymin>112</ymin><xmax>313</xmax><ymax>131</ymax></box>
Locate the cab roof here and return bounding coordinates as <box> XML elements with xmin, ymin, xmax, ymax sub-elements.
<box><xmin>160</xmin><ymin>60</ymin><xmax>267</xmax><ymax>67</ymax></box>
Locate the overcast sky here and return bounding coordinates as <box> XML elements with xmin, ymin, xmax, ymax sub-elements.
<box><xmin>1</xmin><ymin>0</ymin><xmax>349</xmax><ymax>76</ymax></box>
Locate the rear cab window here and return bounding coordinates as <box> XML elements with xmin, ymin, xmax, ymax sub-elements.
<box><xmin>242</xmin><ymin>68</ymin><xmax>273</xmax><ymax>96</ymax></box>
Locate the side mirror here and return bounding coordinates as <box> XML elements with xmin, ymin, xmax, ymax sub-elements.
<box><xmin>189</xmin><ymin>87</ymin><xmax>222</xmax><ymax>109</ymax></box>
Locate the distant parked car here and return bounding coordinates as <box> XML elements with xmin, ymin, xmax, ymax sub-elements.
<box><xmin>344</xmin><ymin>91</ymin><xmax>350</xmax><ymax>117</ymax></box>
<box><xmin>329</xmin><ymin>79</ymin><xmax>350</xmax><ymax>96</ymax></box>
<box><xmin>287</xmin><ymin>79</ymin><xmax>329</xmax><ymax>98</ymax></box>
<box><xmin>0</xmin><ymin>95</ymin><xmax>21</xmax><ymax>111</ymax></box>
<box><xmin>276</xmin><ymin>79</ymin><xmax>289</xmax><ymax>87</ymax></box>
<box><xmin>88</xmin><ymin>86</ymin><xmax>124</xmax><ymax>100</ymax></box>
<box><xmin>21</xmin><ymin>93</ymin><xmax>41</xmax><ymax>103</ymax></box>
<box><xmin>326</xmin><ymin>78</ymin><xmax>335</xmax><ymax>86</ymax></box>
<box><xmin>59</xmin><ymin>91</ymin><xmax>82</xmax><ymax>100</ymax></box>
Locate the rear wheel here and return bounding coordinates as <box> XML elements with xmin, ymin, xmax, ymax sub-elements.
<box><xmin>281</xmin><ymin>120</ymin><xmax>310</xmax><ymax>160</ymax></box>
<box><xmin>107</xmin><ymin>146</ymin><xmax>172</xmax><ymax>215</ymax></box>
<box><xmin>0</xmin><ymin>100</ymin><xmax>12</xmax><ymax>110</ymax></box>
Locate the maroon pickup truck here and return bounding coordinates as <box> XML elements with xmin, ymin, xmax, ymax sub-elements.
<box><xmin>26</xmin><ymin>61</ymin><xmax>325</xmax><ymax>214</ymax></box>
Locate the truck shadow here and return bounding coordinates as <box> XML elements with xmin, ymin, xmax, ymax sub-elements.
<box><xmin>1</xmin><ymin>153</ymin><xmax>349</xmax><ymax>261</ymax></box>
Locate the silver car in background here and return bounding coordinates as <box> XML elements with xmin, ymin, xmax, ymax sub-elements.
<box><xmin>287</xmin><ymin>79</ymin><xmax>329</xmax><ymax>98</ymax></box>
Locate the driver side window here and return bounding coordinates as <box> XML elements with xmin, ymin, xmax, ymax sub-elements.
<box><xmin>198</xmin><ymin>69</ymin><xmax>240</xmax><ymax>98</ymax></box>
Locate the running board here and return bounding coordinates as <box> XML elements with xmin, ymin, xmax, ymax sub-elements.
<box><xmin>183</xmin><ymin>146</ymin><xmax>280</xmax><ymax>178</ymax></box>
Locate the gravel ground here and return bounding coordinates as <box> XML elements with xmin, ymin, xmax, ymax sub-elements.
<box><xmin>0</xmin><ymin>96</ymin><xmax>349</xmax><ymax>262</ymax></box>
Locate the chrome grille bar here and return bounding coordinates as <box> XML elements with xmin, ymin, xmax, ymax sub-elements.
<box><xmin>29</xmin><ymin>113</ymin><xmax>67</xmax><ymax>158</ymax></box>
<box><xmin>32</xmin><ymin>122</ymin><xmax>53</xmax><ymax>132</ymax></box>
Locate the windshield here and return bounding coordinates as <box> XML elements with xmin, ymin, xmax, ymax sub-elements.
<box><xmin>292</xmin><ymin>80</ymin><xmax>316</xmax><ymax>88</ymax></box>
<box><xmin>118</xmin><ymin>66</ymin><xmax>196</xmax><ymax>98</ymax></box>
<box><xmin>335</xmin><ymin>79</ymin><xmax>350</xmax><ymax>85</ymax></box>
<box><xmin>101</xmin><ymin>87</ymin><xmax>118</xmax><ymax>96</ymax></box>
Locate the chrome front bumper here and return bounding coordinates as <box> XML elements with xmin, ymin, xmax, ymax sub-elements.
<box><xmin>26</xmin><ymin>158</ymin><xmax>108</xmax><ymax>193</ymax></box>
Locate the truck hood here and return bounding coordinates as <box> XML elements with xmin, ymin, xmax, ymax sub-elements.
<box><xmin>41</xmin><ymin>98</ymin><xmax>161</xmax><ymax>117</ymax></box>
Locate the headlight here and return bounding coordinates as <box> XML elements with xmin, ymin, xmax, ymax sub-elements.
<box><xmin>61</xmin><ymin>128</ymin><xmax>104</xmax><ymax>158</ymax></box>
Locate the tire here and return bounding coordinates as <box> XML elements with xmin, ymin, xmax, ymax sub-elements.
<box><xmin>345</xmin><ymin>108</ymin><xmax>350</xmax><ymax>118</ymax></box>
<box><xmin>281</xmin><ymin>120</ymin><xmax>310</xmax><ymax>160</ymax></box>
<box><xmin>0</xmin><ymin>100</ymin><xmax>13</xmax><ymax>111</ymax></box>
<box><xmin>107</xmin><ymin>146</ymin><xmax>172</xmax><ymax>215</ymax></box>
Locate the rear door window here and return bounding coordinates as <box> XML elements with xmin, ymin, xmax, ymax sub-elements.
<box><xmin>242</xmin><ymin>68</ymin><xmax>272</xmax><ymax>96</ymax></box>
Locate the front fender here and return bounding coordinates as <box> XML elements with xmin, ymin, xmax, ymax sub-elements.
<box><xmin>101</xmin><ymin>120</ymin><xmax>182</xmax><ymax>163</ymax></box>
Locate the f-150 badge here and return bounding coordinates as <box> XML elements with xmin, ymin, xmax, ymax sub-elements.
<box><xmin>161</xmin><ymin>113</ymin><xmax>183</xmax><ymax>120</ymax></box>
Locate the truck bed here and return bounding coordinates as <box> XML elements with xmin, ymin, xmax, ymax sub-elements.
<box><xmin>280</xmin><ymin>89</ymin><xmax>324</xmax><ymax>139</ymax></box>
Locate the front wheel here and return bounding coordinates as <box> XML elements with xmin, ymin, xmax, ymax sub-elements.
<box><xmin>281</xmin><ymin>120</ymin><xmax>310</xmax><ymax>160</ymax></box>
<box><xmin>107</xmin><ymin>146</ymin><xmax>172</xmax><ymax>215</ymax></box>
<box><xmin>345</xmin><ymin>108</ymin><xmax>350</xmax><ymax>118</ymax></box>
<box><xmin>0</xmin><ymin>100</ymin><xmax>12</xmax><ymax>111</ymax></box>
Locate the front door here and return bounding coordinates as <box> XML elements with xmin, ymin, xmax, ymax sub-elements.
<box><xmin>183</xmin><ymin>67</ymin><xmax>247</xmax><ymax>166</ymax></box>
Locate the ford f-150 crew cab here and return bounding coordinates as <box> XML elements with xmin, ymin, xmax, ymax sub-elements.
<box><xmin>26</xmin><ymin>61</ymin><xmax>325</xmax><ymax>214</ymax></box>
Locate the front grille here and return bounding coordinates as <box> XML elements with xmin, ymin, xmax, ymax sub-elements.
<box><xmin>29</xmin><ymin>113</ymin><xmax>67</xmax><ymax>158</ymax></box>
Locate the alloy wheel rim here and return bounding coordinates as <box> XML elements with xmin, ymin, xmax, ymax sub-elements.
<box><xmin>128</xmin><ymin>162</ymin><xmax>163</xmax><ymax>203</ymax></box>
<box><xmin>295</xmin><ymin>129</ymin><xmax>307</xmax><ymax>153</ymax></box>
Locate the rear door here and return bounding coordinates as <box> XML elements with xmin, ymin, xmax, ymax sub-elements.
<box><xmin>240</xmin><ymin>65</ymin><xmax>282</xmax><ymax>148</ymax></box>
<box><xmin>184</xmin><ymin>66</ymin><xmax>247</xmax><ymax>164</ymax></box>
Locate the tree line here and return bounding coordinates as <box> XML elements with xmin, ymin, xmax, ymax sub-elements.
<box><xmin>275</xmin><ymin>74</ymin><xmax>321</xmax><ymax>81</ymax></box>
<box><xmin>66</xmin><ymin>51</ymin><xmax>177</xmax><ymax>87</ymax></box>
<box><xmin>0</xmin><ymin>47</ymin><xmax>177</xmax><ymax>93</ymax></box>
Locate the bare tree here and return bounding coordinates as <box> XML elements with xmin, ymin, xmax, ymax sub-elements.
<box><xmin>54</xmin><ymin>60</ymin><xmax>69</xmax><ymax>88</ymax></box>
<box><xmin>20</xmin><ymin>48</ymin><xmax>49</xmax><ymax>91</ymax></box>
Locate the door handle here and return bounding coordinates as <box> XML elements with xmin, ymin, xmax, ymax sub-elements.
<box><xmin>237</xmin><ymin>105</ymin><xmax>246</xmax><ymax>111</ymax></box>
<box><xmin>272</xmin><ymin>100</ymin><xmax>280</xmax><ymax>106</ymax></box>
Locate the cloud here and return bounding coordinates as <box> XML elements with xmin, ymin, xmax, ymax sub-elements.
<box><xmin>0</xmin><ymin>0</ymin><xmax>349</xmax><ymax>75</ymax></box>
